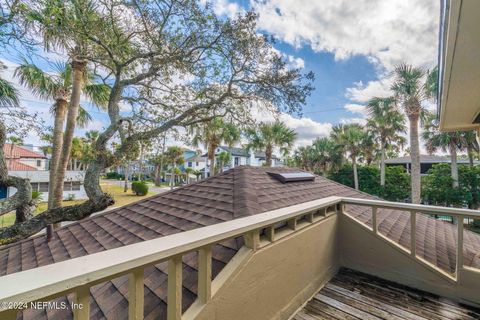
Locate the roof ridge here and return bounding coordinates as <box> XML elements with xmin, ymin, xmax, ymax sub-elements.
<box><xmin>232</xmin><ymin>166</ymin><xmax>260</xmax><ymax>218</ymax></box>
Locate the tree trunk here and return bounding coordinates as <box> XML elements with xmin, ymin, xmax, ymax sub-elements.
<box><xmin>265</xmin><ymin>145</ymin><xmax>273</xmax><ymax>167</ymax></box>
<box><xmin>154</xmin><ymin>164</ymin><xmax>161</xmax><ymax>186</ymax></box>
<box><xmin>207</xmin><ymin>143</ymin><xmax>215</xmax><ymax>176</ymax></box>
<box><xmin>467</xmin><ymin>145</ymin><xmax>474</xmax><ymax>166</ymax></box>
<box><xmin>124</xmin><ymin>164</ymin><xmax>129</xmax><ymax>192</ymax></box>
<box><xmin>52</xmin><ymin>59</ymin><xmax>86</xmax><ymax>211</ymax></box>
<box><xmin>352</xmin><ymin>156</ymin><xmax>359</xmax><ymax>190</ymax></box>
<box><xmin>409</xmin><ymin>115</ymin><xmax>421</xmax><ymax>204</ymax></box>
<box><xmin>170</xmin><ymin>161</ymin><xmax>176</xmax><ymax>189</ymax></box>
<box><xmin>450</xmin><ymin>143</ymin><xmax>459</xmax><ymax>188</ymax></box>
<box><xmin>48</xmin><ymin>99</ymin><xmax>68</xmax><ymax>209</ymax></box>
<box><xmin>380</xmin><ymin>143</ymin><xmax>386</xmax><ymax>187</ymax></box>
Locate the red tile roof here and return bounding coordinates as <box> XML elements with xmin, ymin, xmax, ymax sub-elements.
<box><xmin>7</xmin><ymin>159</ymin><xmax>37</xmax><ymax>171</ymax></box>
<box><xmin>0</xmin><ymin>166</ymin><xmax>478</xmax><ymax>319</ymax></box>
<box><xmin>3</xmin><ymin>144</ymin><xmax>46</xmax><ymax>159</ymax></box>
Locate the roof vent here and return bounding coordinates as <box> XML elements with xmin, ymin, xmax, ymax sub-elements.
<box><xmin>267</xmin><ymin>171</ymin><xmax>315</xmax><ymax>183</ymax></box>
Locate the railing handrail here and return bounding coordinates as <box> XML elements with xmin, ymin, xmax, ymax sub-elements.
<box><xmin>0</xmin><ymin>196</ymin><xmax>341</xmax><ymax>308</ymax></box>
<box><xmin>341</xmin><ymin>197</ymin><xmax>480</xmax><ymax>218</ymax></box>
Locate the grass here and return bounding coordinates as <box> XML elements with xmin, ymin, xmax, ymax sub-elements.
<box><xmin>0</xmin><ymin>182</ymin><xmax>155</xmax><ymax>228</ymax></box>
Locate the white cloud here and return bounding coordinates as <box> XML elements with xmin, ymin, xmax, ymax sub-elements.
<box><xmin>344</xmin><ymin>103</ymin><xmax>366</xmax><ymax>115</ymax></box>
<box><xmin>345</xmin><ymin>77</ymin><xmax>394</xmax><ymax>103</ymax></box>
<box><xmin>340</xmin><ymin>117</ymin><xmax>367</xmax><ymax>126</ymax></box>
<box><xmin>206</xmin><ymin>0</ymin><xmax>243</xmax><ymax>19</ymax></box>
<box><xmin>286</xmin><ymin>55</ymin><xmax>305</xmax><ymax>69</ymax></box>
<box><xmin>279</xmin><ymin>113</ymin><xmax>332</xmax><ymax>147</ymax></box>
<box><xmin>253</xmin><ymin>0</ymin><xmax>439</xmax><ymax>72</ymax></box>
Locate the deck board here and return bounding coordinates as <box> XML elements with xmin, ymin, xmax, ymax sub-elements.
<box><xmin>293</xmin><ymin>268</ymin><xmax>480</xmax><ymax>320</ymax></box>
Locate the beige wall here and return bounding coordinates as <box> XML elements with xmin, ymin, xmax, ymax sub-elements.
<box><xmin>194</xmin><ymin>215</ymin><xmax>339</xmax><ymax>320</ymax></box>
<box><xmin>338</xmin><ymin>214</ymin><xmax>480</xmax><ymax>306</ymax></box>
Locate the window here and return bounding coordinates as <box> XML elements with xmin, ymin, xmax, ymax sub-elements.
<box><xmin>64</xmin><ymin>182</ymin><xmax>72</xmax><ymax>191</ymax></box>
<box><xmin>188</xmin><ymin>162</ymin><xmax>192</xmax><ymax>167</ymax></box>
<box><xmin>39</xmin><ymin>182</ymin><xmax>49</xmax><ymax>192</ymax></box>
<box><xmin>196</xmin><ymin>162</ymin><xmax>199</xmax><ymax>166</ymax></box>
<box><xmin>72</xmin><ymin>181</ymin><xmax>81</xmax><ymax>191</ymax></box>
<box><xmin>30</xmin><ymin>183</ymin><xmax>39</xmax><ymax>192</ymax></box>
<box><xmin>234</xmin><ymin>157</ymin><xmax>240</xmax><ymax>166</ymax></box>
<box><xmin>36</xmin><ymin>160</ymin><xmax>41</xmax><ymax>167</ymax></box>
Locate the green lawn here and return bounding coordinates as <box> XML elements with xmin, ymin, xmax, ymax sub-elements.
<box><xmin>0</xmin><ymin>183</ymin><xmax>155</xmax><ymax>228</ymax></box>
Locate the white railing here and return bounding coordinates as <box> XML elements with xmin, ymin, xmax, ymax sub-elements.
<box><xmin>341</xmin><ymin>197</ymin><xmax>480</xmax><ymax>280</ymax></box>
<box><xmin>0</xmin><ymin>196</ymin><xmax>341</xmax><ymax>320</ymax></box>
<box><xmin>1</xmin><ymin>196</ymin><xmax>478</xmax><ymax>319</ymax></box>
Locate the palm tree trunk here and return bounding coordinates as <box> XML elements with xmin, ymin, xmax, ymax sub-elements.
<box><xmin>208</xmin><ymin>143</ymin><xmax>215</xmax><ymax>176</ymax></box>
<box><xmin>352</xmin><ymin>157</ymin><xmax>359</xmax><ymax>190</ymax></box>
<box><xmin>450</xmin><ymin>143</ymin><xmax>459</xmax><ymax>188</ymax></box>
<box><xmin>170</xmin><ymin>161</ymin><xmax>176</xmax><ymax>189</ymax></box>
<box><xmin>409</xmin><ymin>115</ymin><xmax>421</xmax><ymax>204</ymax></box>
<box><xmin>154</xmin><ymin>165</ymin><xmax>161</xmax><ymax>186</ymax></box>
<box><xmin>124</xmin><ymin>164</ymin><xmax>129</xmax><ymax>192</ymax></box>
<box><xmin>47</xmin><ymin>99</ymin><xmax>67</xmax><ymax>209</ymax></box>
<box><xmin>467</xmin><ymin>145</ymin><xmax>474</xmax><ymax>166</ymax></box>
<box><xmin>380</xmin><ymin>144</ymin><xmax>386</xmax><ymax>187</ymax></box>
<box><xmin>266</xmin><ymin>145</ymin><xmax>273</xmax><ymax>167</ymax></box>
<box><xmin>52</xmin><ymin>59</ymin><xmax>86</xmax><ymax>211</ymax></box>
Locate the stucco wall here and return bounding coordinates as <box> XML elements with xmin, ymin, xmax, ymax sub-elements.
<box><xmin>194</xmin><ymin>215</ymin><xmax>339</xmax><ymax>320</ymax></box>
<box><xmin>338</xmin><ymin>213</ymin><xmax>480</xmax><ymax>306</ymax></box>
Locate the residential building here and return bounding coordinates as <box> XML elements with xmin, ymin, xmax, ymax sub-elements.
<box><xmin>1</xmin><ymin>144</ymin><xmax>87</xmax><ymax>201</ymax></box>
<box><xmin>184</xmin><ymin>154</ymin><xmax>207</xmax><ymax>171</ymax></box>
<box><xmin>0</xmin><ymin>166</ymin><xmax>478</xmax><ymax>320</ymax></box>
<box><xmin>385</xmin><ymin>154</ymin><xmax>479</xmax><ymax>175</ymax></box>
<box><xmin>202</xmin><ymin>145</ymin><xmax>281</xmax><ymax>177</ymax></box>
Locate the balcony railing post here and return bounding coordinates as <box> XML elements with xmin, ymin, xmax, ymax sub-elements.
<box><xmin>410</xmin><ymin>211</ymin><xmax>416</xmax><ymax>257</ymax></box>
<box><xmin>372</xmin><ymin>207</ymin><xmax>378</xmax><ymax>234</ymax></box>
<box><xmin>457</xmin><ymin>215</ymin><xmax>464</xmax><ymax>280</ymax></box>
<box><xmin>244</xmin><ymin>230</ymin><xmax>260</xmax><ymax>250</ymax></box>
<box><xmin>128</xmin><ymin>268</ymin><xmax>144</xmax><ymax>320</ymax></box>
<box><xmin>306</xmin><ymin>212</ymin><xmax>314</xmax><ymax>223</ymax></box>
<box><xmin>287</xmin><ymin>218</ymin><xmax>297</xmax><ymax>230</ymax></box>
<box><xmin>266</xmin><ymin>226</ymin><xmax>275</xmax><ymax>242</ymax></box>
<box><xmin>167</xmin><ymin>256</ymin><xmax>183</xmax><ymax>320</ymax></box>
<box><xmin>198</xmin><ymin>246</ymin><xmax>212</xmax><ymax>304</ymax></box>
<box><xmin>74</xmin><ymin>286</ymin><xmax>90</xmax><ymax>320</ymax></box>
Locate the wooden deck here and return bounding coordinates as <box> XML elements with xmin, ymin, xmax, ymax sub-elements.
<box><xmin>293</xmin><ymin>268</ymin><xmax>480</xmax><ymax>320</ymax></box>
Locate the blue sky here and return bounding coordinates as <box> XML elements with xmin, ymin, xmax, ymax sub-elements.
<box><xmin>1</xmin><ymin>0</ymin><xmax>440</xmax><ymax>149</ymax></box>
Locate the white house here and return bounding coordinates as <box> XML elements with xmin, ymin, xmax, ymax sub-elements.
<box><xmin>1</xmin><ymin>144</ymin><xmax>87</xmax><ymax>201</ymax></box>
<box><xmin>184</xmin><ymin>154</ymin><xmax>207</xmax><ymax>171</ymax></box>
<box><xmin>201</xmin><ymin>146</ymin><xmax>281</xmax><ymax>177</ymax></box>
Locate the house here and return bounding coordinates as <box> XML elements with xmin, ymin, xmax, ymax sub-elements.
<box><xmin>0</xmin><ymin>166</ymin><xmax>478</xmax><ymax>320</ymax></box>
<box><xmin>1</xmin><ymin>144</ymin><xmax>87</xmax><ymax>201</ymax></box>
<box><xmin>184</xmin><ymin>154</ymin><xmax>207</xmax><ymax>171</ymax></box>
<box><xmin>201</xmin><ymin>145</ymin><xmax>281</xmax><ymax>177</ymax></box>
<box><xmin>385</xmin><ymin>154</ymin><xmax>479</xmax><ymax>175</ymax></box>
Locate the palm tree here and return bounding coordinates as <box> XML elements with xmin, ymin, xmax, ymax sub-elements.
<box><xmin>423</xmin><ymin>113</ymin><xmax>465</xmax><ymax>188</ymax></box>
<box><xmin>462</xmin><ymin>131</ymin><xmax>479</xmax><ymax>166</ymax></box>
<box><xmin>245</xmin><ymin>121</ymin><xmax>296</xmax><ymax>167</ymax></box>
<box><xmin>184</xmin><ymin>167</ymin><xmax>194</xmax><ymax>183</ymax></box>
<box><xmin>216</xmin><ymin>151</ymin><xmax>231</xmax><ymax>172</ymax></box>
<box><xmin>190</xmin><ymin>118</ymin><xmax>240</xmax><ymax>176</ymax></box>
<box><xmin>7</xmin><ymin>136</ymin><xmax>23</xmax><ymax>170</ymax></box>
<box><xmin>337</xmin><ymin>124</ymin><xmax>366</xmax><ymax>190</ymax></box>
<box><xmin>366</xmin><ymin>96</ymin><xmax>407</xmax><ymax>186</ymax></box>
<box><xmin>165</xmin><ymin>146</ymin><xmax>184</xmax><ymax>189</ymax></box>
<box><xmin>15</xmin><ymin>61</ymin><xmax>109</xmax><ymax>209</ymax></box>
<box><xmin>0</xmin><ymin>62</ymin><xmax>19</xmax><ymax>109</ymax></box>
<box><xmin>309</xmin><ymin>137</ymin><xmax>339</xmax><ymax>175</ymax></box>
<box><xmin>391</xmin><ymin>63</ymin><xmax>427</xmax><ymax>203</ymax></box>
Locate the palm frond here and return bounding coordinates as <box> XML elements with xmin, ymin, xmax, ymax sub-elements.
<box><xmin>14</xmin><ymin>61</ymin><xmax>59</xmax><ymax>100</ymax></box>
<box><xmin>0</xmin><ymin>78</ymin><xmax>20</xmax><ymax>108</ymax></box>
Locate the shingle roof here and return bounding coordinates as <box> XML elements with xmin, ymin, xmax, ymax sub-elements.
<box><xmin>3</xmin><ymin>144</ymin><xmax>47</xmax><ymax>159</ymax></box>
<box><xmin>1</xmin><ymin>166</ymin><xmax>478</xmax><ymax>319</ymax></box>
<box><xmin>385</xmin><ymin>154</ymin><xmax>478</xmax><ymax>164</ymax></box>
<box><xmin>7</xmin><ymin>159</ymin><xmax>37</xmax><ymax>171</ymax></box>
<box><xmin>216</xmin><ymin>146</ymin><xmax>279</xmax><ymax>159</ymax></box>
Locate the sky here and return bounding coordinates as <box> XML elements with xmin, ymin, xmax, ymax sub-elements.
<box><xmin>1</xmin><ymin>0</ymin><xmax>441</xmax><ymax>151</ymax></box>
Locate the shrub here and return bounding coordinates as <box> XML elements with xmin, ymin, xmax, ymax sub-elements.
<box><xmin>132</xmin><ymin>181</ymin><xmax>149</xmax><ymax>196</ymax></box>
<box><xmin>105</xmin><ymin>172</ymin><xmax>124</xmax><ymax>179</ymax></box>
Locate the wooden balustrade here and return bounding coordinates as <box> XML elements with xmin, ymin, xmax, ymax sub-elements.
<box><xmin>341</xmin><ymin>197</ymin><xmax>480</xmax><ymax>282</ymax></box>
<box><xmin>0</xmin><ymin>196</ymin><xmax>341</xmax><ymax>320</ymax></box>
<box><xmin>1</xmin><ymin>196</ymin><xmax>477</xmax><ymax>319</ymax></box>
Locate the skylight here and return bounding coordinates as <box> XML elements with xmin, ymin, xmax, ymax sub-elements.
<box><xmin>267</xmin><ymin>172</ymin><xmax>315</xmax><ymax>183</ymax></box>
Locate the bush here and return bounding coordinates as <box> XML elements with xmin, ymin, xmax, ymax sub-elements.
<box><xmin>105</xmin><ymin>172</ymin><xmax>124</xmax><ymax>179</ymax></box>
<box><xmin>328</xmin><ymin>164</ymin><xmax>410</xmax><ymax>201</ymax></box>
<box><xmin>131</xmin><ymin>181</ymin><xmax>149</xmax><ymax>196</ymax></box>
